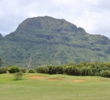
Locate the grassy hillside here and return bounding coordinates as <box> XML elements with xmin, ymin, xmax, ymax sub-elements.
<box><xmin>1</xmin><ymin>73</ymin><xmax>110</xmax><ymax>100</ymax></box>
<box><xmin>1</xmin><ymin>16</ymin><xmax>110</xmax><ymax>67</ymax></box>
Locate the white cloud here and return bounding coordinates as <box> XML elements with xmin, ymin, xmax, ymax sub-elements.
<box><xmin>0</xmin><ymin>0</ymin><xmax>110</xmax><ymax>37</ymax></box>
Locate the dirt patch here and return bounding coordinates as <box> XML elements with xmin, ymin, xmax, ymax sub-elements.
<box><xmin>71</xmin><ymin>79</ymin><xmax>86</xmax><ymax>82</ymax></box>
<box><xmin>28</xmin><ymin>75</ymin><xmax>45</xmax><ymax>79</ymax></box>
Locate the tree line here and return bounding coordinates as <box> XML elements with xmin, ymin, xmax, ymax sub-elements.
<box><xmin>36</xmin><ymin>62</ymin><xmax>110</xmax><ymax>78</ymax></box>
<box><xmin>1</xmin><ymin>61</ymin><xmax>110</xmax><ymax>78</ymax></box>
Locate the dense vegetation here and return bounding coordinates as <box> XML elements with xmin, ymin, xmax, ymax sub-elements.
<box><xmin>36</xmin><ymin>62</ymin><xmax>110</xmax><ymax>78</ymax></box>
<box><xmin>1</xmin><ymin>62</ymin><xmax>110</xmax><ymax>78</ymax></box>
<box><xmin>0</xmin><ymin>16</ymin><xmax>110</xmax><ymax>67</ymax></box>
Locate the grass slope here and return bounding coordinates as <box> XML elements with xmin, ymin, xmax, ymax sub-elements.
<box><xmin>0</xmin><ymin>73</ymin><xmax>110</xmax><ymax>100</ymax></box>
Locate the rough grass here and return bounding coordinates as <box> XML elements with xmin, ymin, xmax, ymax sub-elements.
<box><xmin>0</xmin><ymin>73</ymin><xmax>110</xmax><ymax>100</ymax></box>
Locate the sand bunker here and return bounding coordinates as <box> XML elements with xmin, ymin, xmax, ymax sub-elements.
<box><xmin>71</xmin><ymin>79</ymin><xmax>86</xmax><ymax>82</ymax></box>
<box><xmin>28</xmin><ymin>75</ymin><xmax>45</xmax><ymax>79</ymax></box>
<box><xmin>28</xmin><ymin>76</ymin><xmax>87</xmax><ymax>83</ymax></box>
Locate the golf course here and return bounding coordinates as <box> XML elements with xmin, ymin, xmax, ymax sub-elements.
<box><xmin>1</xmin><ymin>73</ymin><xmax>110</xmax><ymax>100</ymax></box>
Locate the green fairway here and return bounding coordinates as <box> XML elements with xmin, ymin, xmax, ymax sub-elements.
<box><xmin>0</xmin><ymin>73</ymin><xmax>110</xmax><ymax>100</ymax></box>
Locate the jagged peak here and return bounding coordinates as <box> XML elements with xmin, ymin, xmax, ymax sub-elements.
<box><xmin>15</xmin><ymin>16</ymin><xmax>78</xmax><ymax>33</ymax></box>
<box><xmin>77</xmin><ymin>27</ymin><xmax>85</xmax><ymax>32</ymax></box>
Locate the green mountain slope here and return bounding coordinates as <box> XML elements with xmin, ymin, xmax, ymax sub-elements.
<box><xmin>1</xmin><ymin>16</ymin><xmax>110</xmax><ymax>67</ymax></box>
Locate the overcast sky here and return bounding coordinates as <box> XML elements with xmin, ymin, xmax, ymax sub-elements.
<box><xmin>0</xmin><ymin>0</ymin><xmax>110</xmax><ymax>37</ymax></box>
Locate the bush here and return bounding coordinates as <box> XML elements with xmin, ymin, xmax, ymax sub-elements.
<box><xmin>64</xmin><ymin>66</ymin><xmax>80</xmax><ymax>75</ymax></box>
<box><xmin>8</xmin><ymin>66</ymin><xmax>20</xmax><ymax>73</ymax></box>
<box><xmin>80</xmin><ymin>67</ymin><xmax>92</xmax><ymax>76</ymax></box>
<box><xmin>100</xmin><ymin>70</ymin><xmax>110</xmax><ymax>78</ymax></box>
<box><xmin>48</xmin><ymin>65</ymin><xmax>57</xmax><ymax>74</ymax></box>
<box><xmin>28</xmin><ymin>69</ymin><xmax>36</xmax><ymax>73</ymax></box>
<box><xmin>36</xmin><ymin>65</ymin><xmax>63</xmax><ymax>74</ymax></box>
<box><xmin>14</xmin><ymin>72</ymin><xmax>23</xmax><ymax>80</ymax></box>
<box><xmin>55</xmin><ymin>66</ymin><xmax>64</xmax><ymax>74</ymax></box>
<box><xmin>20</xmin><ymin>68</ymin><xmax>27</xmax><ymax>73</ymax></box>
<box><xmin>36</xmin><ymin>66</ymin><xmax>49</xmax><ymax>74</ymax></box>
<box><xmin>0</xmin><ymin>67</ymin><xmax>7</xmax><ymax>74</ymax></box>
<box><xmin>0</xmin><ymin>68</ymin><xmax>3</xmax><ymax>74</ymax></box>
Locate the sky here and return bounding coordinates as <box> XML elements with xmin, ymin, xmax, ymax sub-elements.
<box><xmin>0</xmin><ymin>0</ymin><xmax>110</xmax><ymax>38</ymax></box>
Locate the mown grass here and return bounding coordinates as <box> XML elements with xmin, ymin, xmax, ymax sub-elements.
<box><xmin>0</xmin><ymin>73</ymin><xmax>110</xmax><ymax>100</ymax></box>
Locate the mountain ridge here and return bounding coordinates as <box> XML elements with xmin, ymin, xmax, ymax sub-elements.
<box><xmin>1</xmin><ymin>16</ymin><xmax>110</xmax><ymax>67</ymax></box>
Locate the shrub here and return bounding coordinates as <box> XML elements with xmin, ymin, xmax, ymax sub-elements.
<box><xmin>8</xmin><ymin>66</ymin><xmax>20</xmax><ymax>73</ymax></box>
<box><xmin>48</xmin><ymin>65</ymin><xmax>56</xmax><ymax>74</ymax></box>
<box><xmin>55</xmin><ymin>66</ymin><xmax>64</xmax><ymax>74</ymax></box>
<box><xmin>64</xmin><ymin>66</ymin><xmax>80</xmax><ymax>75</ymax></box>
<box><xmin>100</xmin><ymin>70</ymin><xmax>110</xmax><ymax>78</ymax></box>
<box><xmin>36</xmin><ymin>66</ymin><xmax>49</xmax><ymax>74</ymax></box>
<box><xmin>36</xmin><ymin>65</ymin><xmax>63</xmax><ymax>74</ymax></box>
<box><xmin>14</xmin><ymin>72</ymin><xmax>23</xmax><ymax>80</ymax></box>
<box><xmin>28</xmin><ymin>69</ymin><xmax>36</xmax><ymax>73</ymax></box>
<box><xmin>80</xmin><ymin>67</ymin><xmax>92</xmax><ymax>76</ymax></box>
<box><xmin>0</xmin><ymin>68</ymin><xmax>3</xmax><ymax>74</ymax></box>
<box><xmin>20</xmin><ymin>68</ymin><xmax>27</xmax><ymax>73</ymax></box>
<box><xmin>0</xmin><ymin>67</ymin><xmax>7</xmax><ymax>74</ymax></box>
<box><xmin>47</xmin><ymin>65</ymin><xmax>62</xmax><ymax>74</ymax></box>
<box><xmin>63</xmin><ymin>66</ymin><xmax>72</xmax><ymax>75</ymax></box>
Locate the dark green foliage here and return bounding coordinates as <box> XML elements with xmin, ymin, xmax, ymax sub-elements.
<box><xmin>20</xmin><ymin>68</ymin><xmax>27</xmax><ymax>73</ymax></box>
<box><xmin>47</xmin><ymin>65</ymin><xmax>58</xmax><ymax>74</ymax></box>
<box><xmin>0</xmin><ymin>16</ymin><xmax>110</xmax><ymax>67</ymax></box>
<box><xmin>14</xmin><ymin>72</ymin><xmax>23</xmax><ymax>80</ymax></box>
<box><xmin>55</xmin><ymin>66</ymin><xmax>64</xmax><ymax>74</ymax></box>
<box><xmin>100</xmin><ymin>70</ymin><xmax>110</xmax><ymax>78</ymax></box>
<box><xmin>36</xmin><ymin>65</ymin><xmax>63</xmax><ymax>74</ymax></box>
<box><xmin>63</xmin><ymin>63</ymin><xmax>80</xmax><ymax>75</ymax></box>
<box><xmin>28</xmin><ymin>69</ymin><xmax>36</xmax><ymax>73</ymax></box>
<box><xmin>36</xmin><ymin>66</ymin><xmax>49</xmax><ymax>74</ymax></box>
<box><xmin>36</xmin><ymin>62</ymin><xmax>110</xmax><ymax>78</ymax></box>
<box><xmin>0</xmin><ymin>67</ymin><xmax>7</xmax><ymax>74</ymax></box>
<box><xmin>8</xmin><ymin>66</ymin><xmax>20</xmax><ymax>73</ymax></box>
<box><xmin>64</xmin><ymin>66</ymin><xmax>80</xmax><ymax>75</ymax></box>
<box><xmin>80</xmin><ymin>67</ymin><xmax>92</xmax><ymax>76</ymax></box>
